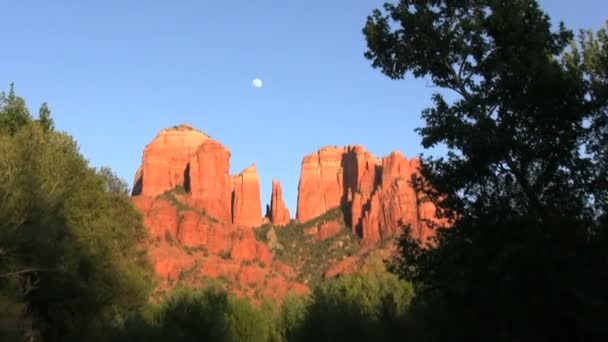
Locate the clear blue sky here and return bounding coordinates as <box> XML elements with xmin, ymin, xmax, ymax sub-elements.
<box><xmin>2</xmin><ymin>0</ymin><xmax>606</xmax><ymax>214</ymax></box>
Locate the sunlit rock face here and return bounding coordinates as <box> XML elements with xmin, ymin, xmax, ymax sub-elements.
<box><xmin>296</xmin><ymin>146</ymin><xmax>439</xmax><ymax>245</ymax></box>
<box><xmin>232</xmin><ymin>164</ymin><xmax>263</xmax><ymax>227</ymax></box>
<box><xmin>132</xmin><ymin>124</ymin><xmax>262</xmax><ymax>226</ymax></box>
<box><xmin>133</xmin><ymin>124</ymin><xmax>209</xmax><ymax>197</ymax></box>
<box><xmin>268</xmin><ymin>179</ymin><xmax>291</xmax><ymax>226</ymax></box>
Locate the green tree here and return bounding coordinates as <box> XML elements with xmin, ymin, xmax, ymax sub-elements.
<box><xmin>97</xmin><ymin>166</ymin><xmax>130</xmax><ymax>197</ymax></box>
<box><xmin>37</xmin><ymin>103</ymin><xmax>54</xmax><ymax>132</ymax></box>
<box><xmin>364</xmin><ymin>1</ymin><xmax>607</xmax><ymax>341</ymax></box>
<box><xmin>0</xmin><ymin>92</ymin><xmax>153</xmax><ymax>341</ymax></box>
<box><xmin>276</xmin><ymin>292</ymin><xmax>309</xmax><ymax>342</ymax></box>
<box><xmin>117</xmin><ymin>286</ymin><xmax>274</xmax><ymax>342</ymax></box>
<box><xmin>292</xmin><ymin>267</ymin><xmax>414</xmax><ymax>342</ymax></box>
<box><xmin>0</xmin><ymin>83</ymin><xmax>32</xmax><ymax>135</ymax></box>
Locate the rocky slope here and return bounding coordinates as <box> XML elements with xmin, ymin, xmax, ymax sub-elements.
<box><xmin>131</xmin><ymin>124</ymin><xmax>441</xmax><ymax>301</ymax></box>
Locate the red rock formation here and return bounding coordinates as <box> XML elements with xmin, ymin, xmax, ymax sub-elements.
<box><xmin>139</xmin><ymin>193</ymin><xmax>305</xmax><ymax>301</ymax></box>
<box><xmin>296</xmin><ymin>146</ymin><xmax>346</xmax><ymax>222</ymax></box>
<box><xmin>238</xmin><ymin>266</ymin><xmax>268</xmax><ymax>287</ymax></box>
<box><xmin>256</xmin><ymin>242</ymin><xmax>272</xmax><ymax>266</ymax></box>
<box><xmin>132</xmin><ymin>196</ymin><xmax>179</xmax><ymax>240</ymax></box>
<box><xmin>296</xmin><ymin>146</ymin><xmax>439</xmax><ymax>245</ymax></box>
<box><xmin>188</xmin><ymin>140</ymin><xmax>233</xmax><ymax>222</ymax></box>
<box><xmin>151</xmin><ymin>247</ymin><xmax>200</xmax><ymax>281</ymax></box>
<box><xmin>200</xmin><ymin>256</ymin><xmax>241</xmax><ymax>282</ymax></box>
<box><xmin>232</xmin><ymin>164</ymin><xmax>262</xmax><ymax>227</ymax></box>
<box><xmin>358</xmin><ymin>154</ymin><xmax>431</xmax><ymax>245</ymax></box>
<box><xmin>131</xmin><ymin>123</ymin><xmax>444</xmax><ymax>303</ymax></box>
<box><xmin>315</xmin><ymin>220</ymin><xmax>344</xmax><ymax>242</ymax></box>
<box><xmin>296</xmin><ymin>145</ymin><xmax>381</xmax><ymax>223</ymax></box>
<box><xmin>269</xmin><ymin>180</ymin><xmax>290</xmax><ymax>226</ymax></box>
<box><xmin>230</xmin><ymin>235</ymin><xmax>258</xmax><ymax>262</ymax></box>
<box><xmin>133</xmin><ymin>125</ymin><xmax>266</xmax><ymax>226</ymax></box>
<box><xmin>324</xmin><ymin>256</ymin><xmax>359</xmax><ymax>279</ymax></box>
<box><xmin>133</xmin><ymin>124</ymin><xmax>209</xmax><ymax>197</ymax></box>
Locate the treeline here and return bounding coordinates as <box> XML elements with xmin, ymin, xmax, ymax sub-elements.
<box><xmin>114</xmin><ymin>261</ymin><xmax>413</xmax><ymax>342</ymax></box>
<box><xmin>0</xmin><ymin>84</ymin><xmax>154</xmax><ymax>341</ymax></box>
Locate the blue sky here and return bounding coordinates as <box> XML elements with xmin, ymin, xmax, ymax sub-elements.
<box><xmin>2</xmin><ymin>0</ymin><xmax>606</xmax><ymax>214</ymax></box>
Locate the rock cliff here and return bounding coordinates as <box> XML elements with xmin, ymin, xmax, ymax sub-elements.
<box><xmin>132</xmin><ymin>124</ymin><xmax>263</xmax><ymax>226</ymax></box>
<box><xmin>232</xmin><ymin>164</ymin><xmax>263</xmax><ymax>227</ymax></box>
<box><xmin>132</xmin><ymin>124</ymin><xmax>209</xmax><ymax>197</ymax></box>
<box><xmin>296</xmin><ymin>146</ymin><xmax>438</xmax><ymax>245</ymax></box>
<box><xmin>268</xmin><ymin>180</ymin><xmax>290</xmax><ymax>226</ymax></box>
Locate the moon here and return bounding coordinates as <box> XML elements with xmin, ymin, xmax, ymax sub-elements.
<box><xmin>252</xmin><ymin>78</ymin><xmax>263</xmax><ymax>89</ymax></box>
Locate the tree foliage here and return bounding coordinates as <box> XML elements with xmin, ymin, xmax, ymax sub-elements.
<box><xmin>116</xmin><ymin>286</ymin><xmax>277</xmax><ymax>342</ymax></box>
<box><xmin>0</xmin><ymin>83</ymin><xmax>32</xmax><ymax>135</ymax></box>
<box><xmin>288</xmin><ymin>261</ymin><xmax>414</xmax><ymax>342</ymax></box>
<box><xmin>364</xmin><ymin>1</ymin><xmax>607</xmax><ymax>340</ymax></box>
<box><xmin>0</xmin><ymin>84</ymin><xmax>153</xmax><ymax>341</ymax></box>
<box><xmin>114</xmin><ymin>264</ymin><xmax>414</xmax><ymax>342</ymax></box>
<box><xmin>37</xmin><ymin>103</ymin><xmax>54</xmax><ymax>132</ymax></box>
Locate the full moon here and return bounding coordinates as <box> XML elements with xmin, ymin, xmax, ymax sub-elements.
<box><xmin>252</xmin><ymin>78</ymin><xmax>263</xmax><ymax>88</ymax></box>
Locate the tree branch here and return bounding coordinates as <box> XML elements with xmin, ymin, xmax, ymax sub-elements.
<box><xmin>0</xmin><ymin>268</ymin><xmax>57</xmax><ymax>278</ymax></box>
<box><xmin>447</xmin><ymin>61</ymin><xmax>472</xmax><ymax>101</ymax></box>
<box><xmin>505</xmin><ymin>156</ymin><xmax>543</xmax><ymax>211</ymax></box>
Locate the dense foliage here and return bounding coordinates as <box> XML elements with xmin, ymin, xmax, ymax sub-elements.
<box><xmin>364</xmin><ymin>0</ymin><xmax>607</xmax><ymax>340</ymax></box>
<box><xmin>0</xmin><ymin>85</ymin><xmax>153</xmax><ymax>341</ymax></box>
<box><xmin>289</xmin><ymin>257</ymin><xmax>414</xmax><ymax>342</ymax></box>
<box><xmin>115</xmin><ymin>263</ymin><xmax>413</xmax><ymax>342</ymax></box>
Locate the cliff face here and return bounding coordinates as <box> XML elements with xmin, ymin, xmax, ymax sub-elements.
<box><xmin>296</xmin><ymin>147</ymin><xmax>438</xmax><ymax>245</ymax></box>
<box><xmin>188</xmin><ymin>140</ymin><xmax>233</xmax><ymax>222</ymax></box>
<box><xmin>268</xmin><ymin>180</ymin><xmax>290</xmax><ymax>226</ymax></box>
<box><xmin>132</xmin><ymin>124</ymin><xmax>263</xmax><ymax>227</ymax></box>
<box><xmin>132</xmin><ymin>125</ymin><xmax>209</xmax><ymax>197</ymax></box>
<box><xmin>296</xmin><ymin>146</ymin><xmax>347</xmax><ymax>221</ymax></box>
<box><xmin>133</xmin><ymin>125</ymin><xmax>440</xmax><ymax>245</ymax></box>
<box><xmin>232</xmin><ymin>165</ymin><xmax>263</xmax><ymax>227</ymax></box>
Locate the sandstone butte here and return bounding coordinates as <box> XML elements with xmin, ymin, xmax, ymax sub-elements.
<box><xmin>132</xmin><ymin>125</ymin><xmax>307</xmax><ymax>302</ymax></box>
<box><xmin>131</xmin><ymin>124</ymin><xmax>443</xmax><ymax>301</ymax></box>
<box><xmin>132</xmin><ymin>124</ymin><xmax>263</xmax><ymax>226</ymax></box>
<box><xmin>296</xmin><ymin>145</ymin><xmax>442</xmax><ymax>245</ymax></box>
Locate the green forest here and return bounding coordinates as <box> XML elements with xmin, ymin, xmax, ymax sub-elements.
<box><xmin>1</xmin><ymin>0</ymin><xmax>607</xmax><ymax>341</ymax></box>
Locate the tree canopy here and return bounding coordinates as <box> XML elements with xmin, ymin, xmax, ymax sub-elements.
<box><xmin>364</xmin><ymin>0</ymin><xmax>607</xmax><ymax>340</ymax></box>
<box><xmin>0</xmin><ymin>85</ymin><xmax>153</xmax><ymax>341</ymax></box>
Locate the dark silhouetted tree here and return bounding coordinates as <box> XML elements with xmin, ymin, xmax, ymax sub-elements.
<box><xmin>364</xmin><ymin>1</ymin><xmax>607</xmax><ymax>341</ymax></box>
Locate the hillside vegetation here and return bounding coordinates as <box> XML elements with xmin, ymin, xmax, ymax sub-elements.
<box><xmin>255</xmin><ymin>207</ymin><xmax>361</xmax><ymax>286</ymax></box>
